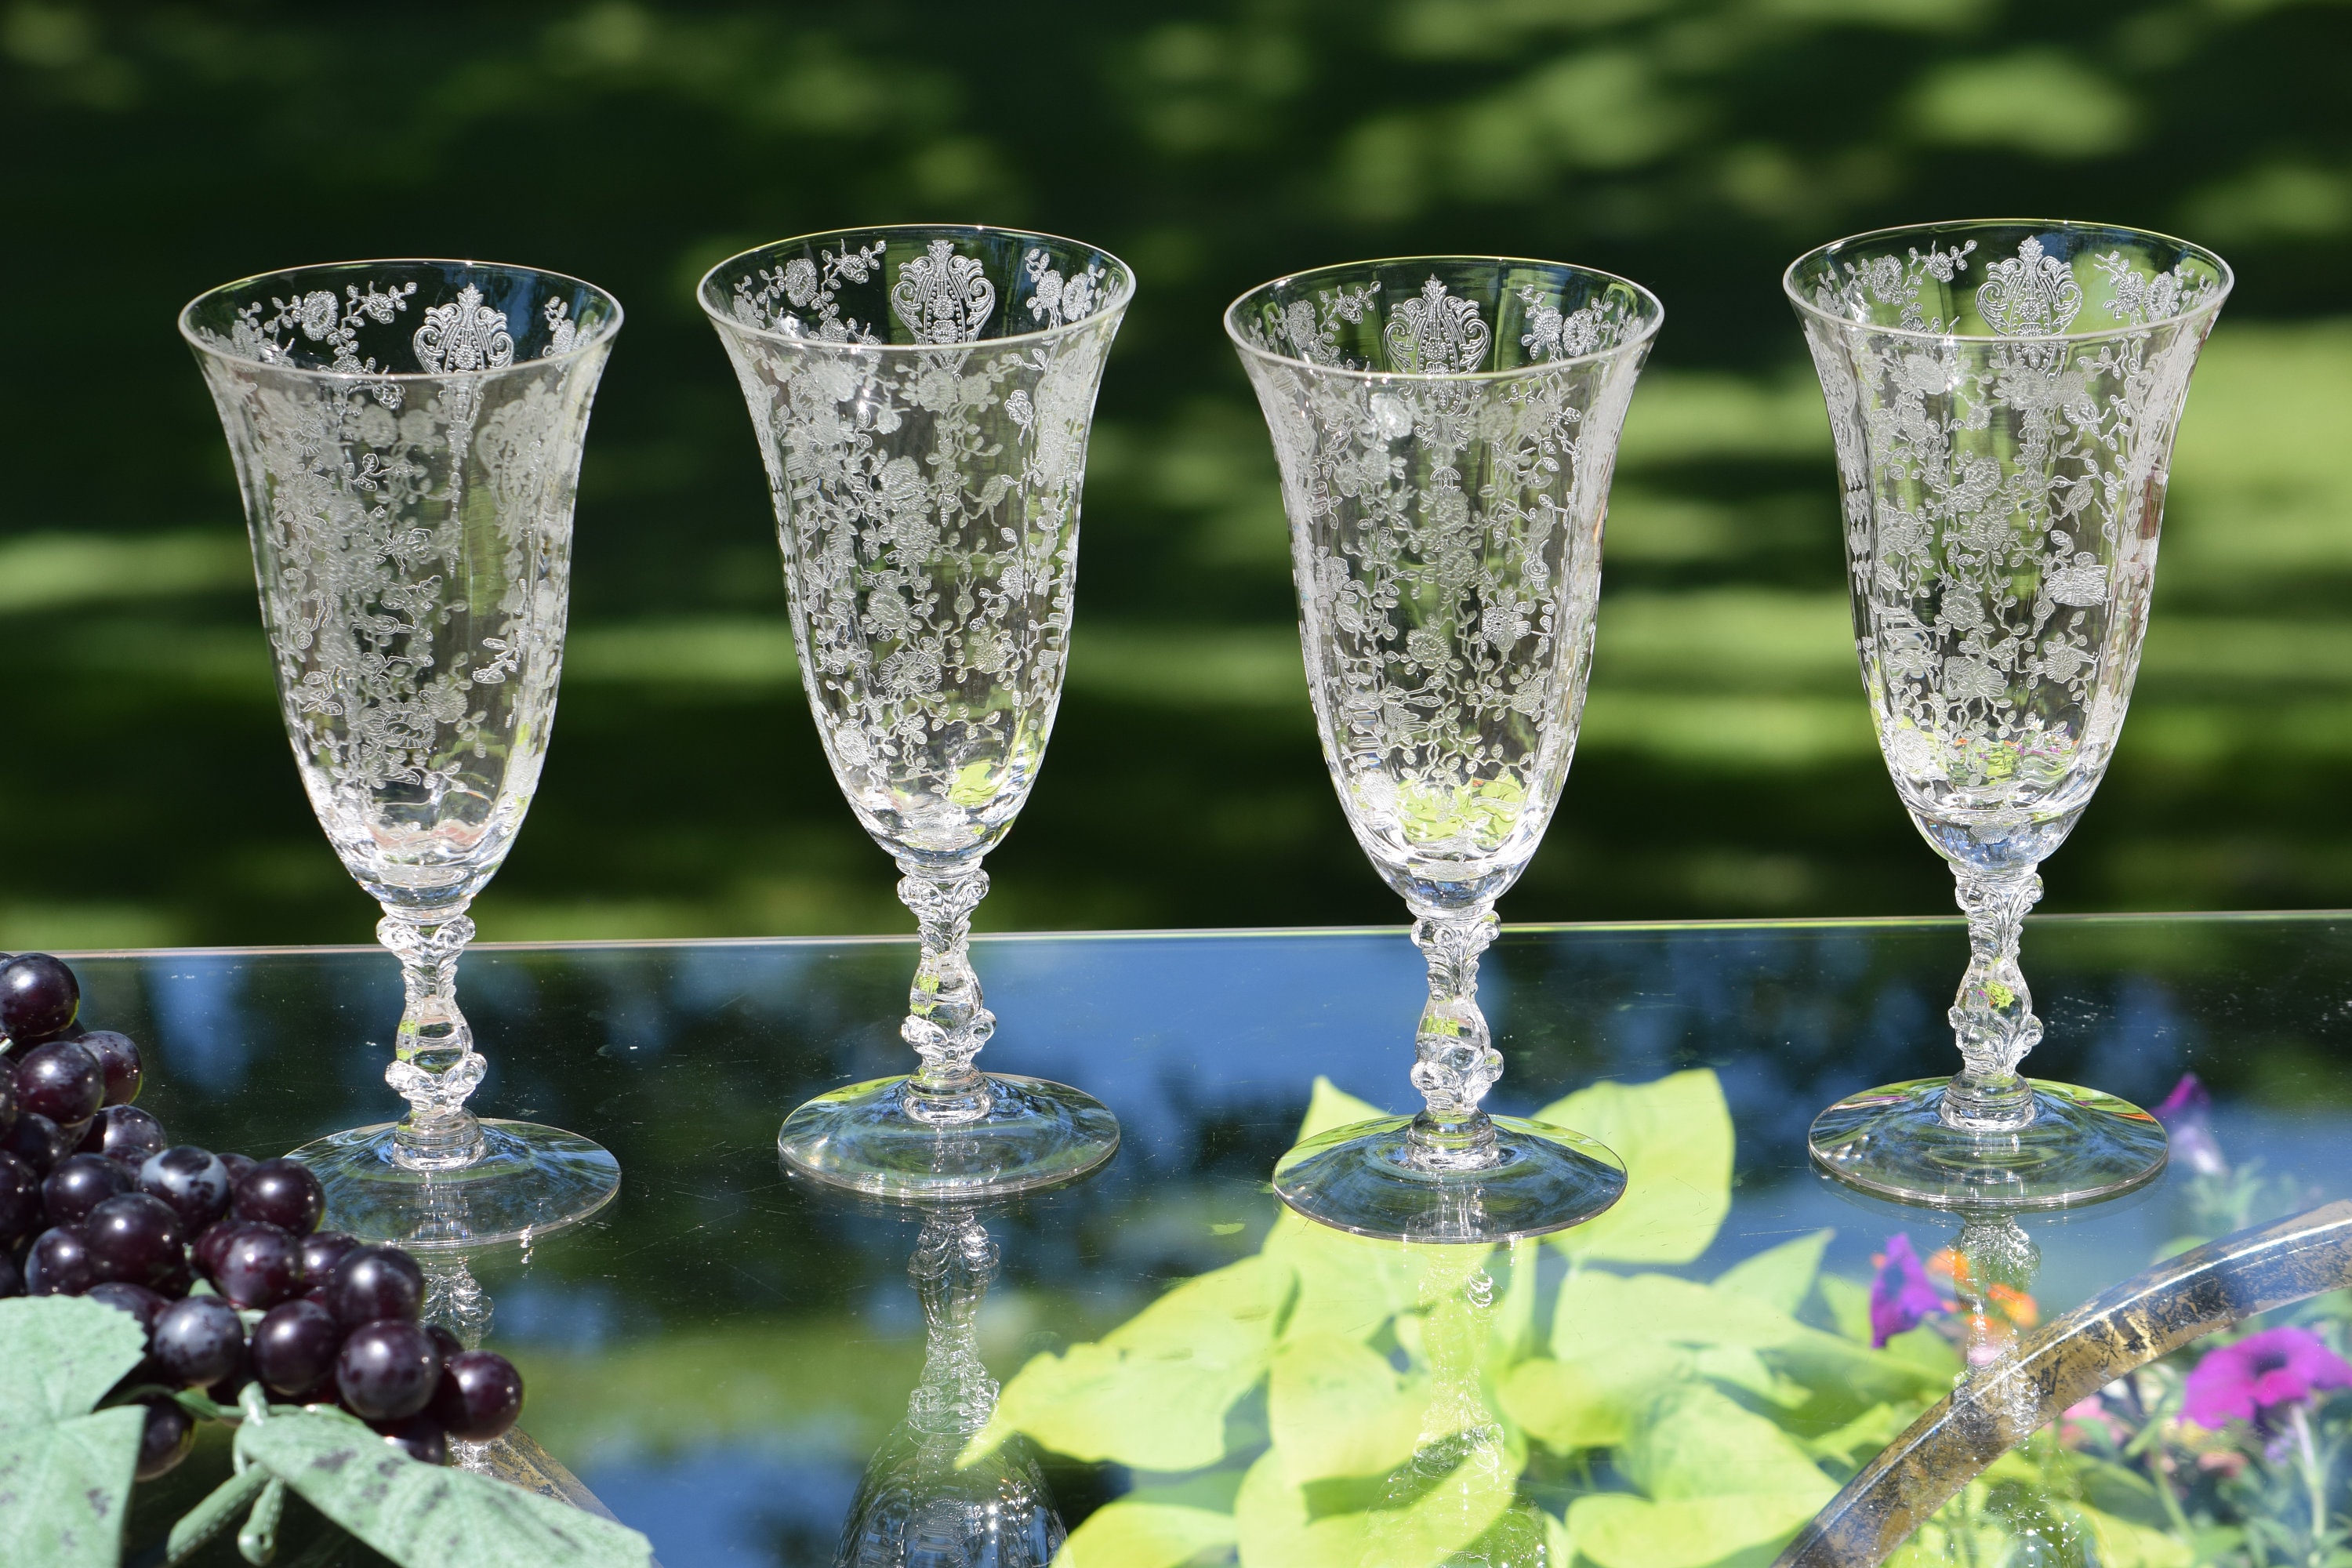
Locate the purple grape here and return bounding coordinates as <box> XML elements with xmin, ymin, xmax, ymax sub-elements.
<box><xmin>0</xmin><ymin>955</ymin><xmax>79</xmax><ymax>1044</ymax></box>
<box><xmin>191</xmin><ymin>1218</ymin><xmax>241</xmax><ymax>1279</ymax></box>
<box><xmin>78</xmin><ymin>1105</ymin><xmax>167</xmax><ymax>1169</ymax></box>
<box><xmin>336</xmin><ymin>1319</ymin><xmax>441</xmax><ymax>1421</ymax></box>
<box><xmin>42</xmin><ymin>1152</ymin><xmax>128</xmax><ymax>1225</ymax></box>
<box><xmin>15</xmin><ymin>1040</ymin><xmax>101</xmax><ymax>1127</ymax></box>
<box><xmin>136</xmin><ymin>1398</ymin><xmax>194</xmax><ymax>1480</ymax></box>
<box><xmin>430</xmin><ymin>1350</ymin><xmax>524</xmax><ymax>1442</ymax></box>
<box><xmin>152</xmin><ymin>1294</ymin><xmax>245</xmax><ymax>1387</ymax></box>
<box><xmin>299</xmin><ymin>1229</ymin><xmax>361</xmax><ymax>1285</ymax></box>
<box><xmin>372</xmin><ymin>1411</ymin><xmax>448</xmax><ymax>1465</ymax></box>
<box><xmin>78</xmin><ymin>1031</ymin><xmax>142</xmax><ymax>1107</ymax></box>
<box><xmin>85</xmin><ymin>1279</ymin><xmax>169</xmax><ymax>1342</ymax></box>
<box><xmin>209</xmin><ymin>1221</ymin><xmax>303</xmax><ymax>1309</ymax></box>
<box><xmin>218</xmin><ymin>1152</ymin><xmax>256</xmax><ymax>1185</ymax></box>
<box><xmin>0</xmin><ymin>1056</ymin><xmax>15</xmax><ymax>1138</ymax></box>
<box><xmin>252</xmin><ymin>1298</ymin><xmax>342</xmax><ymax>1396</ymax></box>
<box><xmin>0</xmin><ymin>1250</ymin><xmax>21</xmax><ymax>1298</ymax></box>
<box><xmin>2</xmin><ymin>1112</ymin><xmax>71</xmax><ymax>1174</ymax></box>
<box><xmin>325</xmin><ymin>1245</ymin><xmax>425</xmax><ymax>1327</ymax></box>
<box><xmin>26</xmin><ymin>1225</ymin><xmax>93</xmax><ymax>1294</ymax></box>
<box><xmin>140</xmin><ymin>1146</ymin><xmax>232</xmax><ymax>1231</ymax></box>
<box><xmin>84</xmin><ymin>1192</ymin><xmax>185</xmax><ymax>1288</ymax></box>
<box><xmin>0</xmin><ymin>1149</ymin><xmax>41</xmax><ymax>1240</ymax></box>
<box><xmin>423</xmin><ymin>1323</ymin><xmax>463</xmax><ymax>1359</ymax></box>
<box><xmin>231</xmin><ymin>1158</ymin><xmax>324</xmax><ymax>1235</ymax></box>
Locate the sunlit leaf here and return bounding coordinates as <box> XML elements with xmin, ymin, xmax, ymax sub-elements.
<box><xmin>1497</xmin><ymin>1340</ymin><xmax>1688</xmax><ymax>1452</ymax></box>
<box><xmin>1057</xmin><ymin>1499</ymin><xmax>1240</xmax><ymax>1568</ymax></box>
<box><xmin>1622</xmin><ymin>1381</ymin><xmax>1837</xmax><ymax>1503</ymax></box>
<box><xmin>0</xmin><ymin>1297</ymin><xmax>151</xmax><ymax>1568</ymax></box>
<box><xmin>1537</xmin><ymin>1069</ymin><xmax>1733</xmax><ymax>1264</ymax></box>
<box><xmin>1552</xmin><ymin>1268</ymin><xmax>1804</xmax><ymax>1359</ymax></box>
<box><xmin>236</xmin><ymin>1407</ymin><xmax>652</xmax><ymax>1568</ymax></box>
<box><xmin>1294</xmin><ymin>1075</ymin><xmax>1388</xmax><ymax>1142</ymax></box>
<box><xmin>1268</xmin><ymin>1331</ymin><xmax>1427</xmax><ymax>1483</ymax></box>
<box><xmin>1712</xmin><ymin>1228</ymin><xmax>1832</xmax><ymax>1313</ymax></box>
<box><xmin>1232</xmin><ymin>1435</ymin><xmax>1516</xmax><ymax>1568</ymax></box>
<box><xmin>1265</xmin><ymin>1211</ymin><xmax>1486</xmax><ymax>1342</ymax></box>
<box><xmin>982</xmin><ymin>1255</ymin><xmax>1289</xmax><ymax>1471</ymax></box>
<box><xmin>1569</xmin><ymin>1492</ymin><xmax>1825</xmax><ymax>1568</ymax></box>
<box><xmin>1817</xmin><ymin>1273</ymin><xmax>1873</xmax><ymax>1343</ymax></box>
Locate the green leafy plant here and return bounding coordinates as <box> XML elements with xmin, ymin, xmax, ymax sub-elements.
<box><xmin>0</xmin><ymin>1297</ymin><xmax>651</xmax><ymax>1568</ymax></box>
<box><xmin>968</xmin><ymin>1069</ymin><xmax>2302</xmax><ymax>1568</ymax></box>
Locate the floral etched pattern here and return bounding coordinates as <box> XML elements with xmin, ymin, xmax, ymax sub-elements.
<box><xmin>187</xmin><ymin>261</ymin><xmax>617</xmax><ymax>1155</ymax></box>
<box><xmin>706</xmin><ymin>230</ymin><xmax>1131</xmax><ymax>1109</ymax></box>
<box><xmin>1232</xmin><ymin>261</ymin><xmax>1657</xmax><ymax>1158</ymax></box>
<box><xmin>1793</xmin><ymin>224</ymin><xmax>2227</xmax><ymax>1115</ymax></box>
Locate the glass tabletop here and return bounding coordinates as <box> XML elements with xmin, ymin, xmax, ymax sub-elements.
<box><xmin>75</xmin><ymin>914</ymin><xmax>2352</xmax><ymax>1567</ymax></box>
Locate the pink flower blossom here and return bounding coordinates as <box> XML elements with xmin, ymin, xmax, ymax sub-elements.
<box><xmin>1870</xmin><ymin>1234</ymin><xmax>1954</xmax><ymax>1348</ymax></box>
<box><xmin>2182</xmin><ymin>1327</ymin><xmax>2352</xmax><ymax>1428</ymax></box>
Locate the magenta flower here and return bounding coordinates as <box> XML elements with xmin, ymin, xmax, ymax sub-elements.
<box><xmin>1870</xmin><ymin>1234</ymin><xmax>1952</xmax><ymax>1348</ymax></box>
<box><xmin>2152</xmin><ymin>1072</ymin><xmax>2227</xmax><ymax>1176</ymax></box>
<box><xmin>2182</xmin><ymin>1327</ymin><xmax>2352</xmax><ymax>1429</ymax></box>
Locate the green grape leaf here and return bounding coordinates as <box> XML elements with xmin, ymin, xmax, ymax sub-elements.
<box><xmin>1713</xmin><ymin>1229</ymin><xmax>1833</xmax><ymax>1314</ymax></box>
<box><xmin>1537</xmin><ymin>1069</ymin><xmax>1733</xmax><ymax>1265</ymax></box>
<box><xmin>0</xmin><ymin>1297</ymin><xmax>152</xmax><ymax>1568</ymax></box>
<box><xmin>235</xmin><ymin>1407</ymin><xmax>652</xmax><ymax>1568</ymax></box>
<box><xmin>0</xmin><ymin>1295</ymin><xmax>151</xmax><ymax>1423</ymax></box>
<box><xmin>975</xmin><ymin>1254</ymin><xmax>1289</xmax><ymax>1471</ymax></box>
<box><xmin>1294</xmin><ymin>1075</ymin><xmax>1388</xmax><ymax>1142</ymax></box>
<box><xmin>1267</xmin><ymin>1331</ymin><xmax>1428</xmax><ymax>1483</ymax></box>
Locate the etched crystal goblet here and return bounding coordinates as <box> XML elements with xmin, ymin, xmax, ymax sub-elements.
<box><xmin>183</xmin><ymin>260</ymin><xmax>622</xmax><ymax>1246</ymax></box>
<box><xmin>701</xmin><ymin>225</ymin><xmax>1131</xmax><ymax>1196</ymax></box>
<box><xmin>1787</xmin><ymin>220</ymin><xmax>2230</xmax><ymax>1206</ymax></box>
<box><xmin>1227</xmin><ymin>256</ymin><xmax>1661</xmax><ymax>1242</ymax></box>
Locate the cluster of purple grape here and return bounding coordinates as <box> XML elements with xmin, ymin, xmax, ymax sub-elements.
<box><xmin>0</xmin><ymin>953</ymin><xmax>524</xmax><ymax>1479</ymax></box>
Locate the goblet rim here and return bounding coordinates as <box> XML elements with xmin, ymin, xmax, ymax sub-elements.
<box><xmin>695</xmin><ymin>221</ymin><xmax>1138</xmax><ymax>352</ymax></box>
<box><xmin>1221</xmin><ymin>252</ymin><xmax>1664</xmax><ymax>382</ymax></box>
<box><xmin>1782</xmin><ymin>216</ymin><xmax>2234</xmax><ymax>346</ymax></box>
<box><xmin>178</xmin><ymin>256</ymin><xmax>625</xmax><ymax>379</ymax></box>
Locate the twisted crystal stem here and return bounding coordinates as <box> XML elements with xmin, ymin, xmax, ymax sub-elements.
<box><xmin>898</xmin><ymin>863</ymin><xmax>996</xmax><ymax>1125</ymax></box>
<box><xmin>1406</xmin><ymin>906</ymin><xmax>1504</xmax><ymax>1171</ymax></box>
<box><xmin>378</xmin><ymin>908</ymin><xmax>488</xmax><ymax>1170</ymax></box>
<box><xmin>1944</xmin><ymin>868</ymin><xmax>2045</xmax><ymax>1132</ymax></box>
<box><xmin>907</xmin><ymin>1209</ymin><xmax>999</xmax><ymax>1436</ymax></box>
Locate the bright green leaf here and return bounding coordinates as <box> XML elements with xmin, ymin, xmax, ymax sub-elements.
<box><xmin>1712</xmin><ymin>1229</ymin><xmax>1832</xmax><ymax>1314</ymax></box>
<box><xmin>1690</xmin><ymin>1345</ymin><xmax>1810</xmax><ymax>1409</ymax></box>
<box><xmin>1537</xmin><ymin>1070</ymin><xmax>1733</xmax><ymax>1265</ymax></box>
<box><xmin>1804</xmin><ymin>1401</ymin><xmax>1918</xmax><ymax>1468</ymax></box>
<box><xmin>1232</xmin><ymin>1434</ymin><xmax>1516</xmax><ymax>1568</ymax></box>
<box><xmin>1268</xmin><ymin>1332</ymin><xmax>1427</xmax><ymax>1483</ymax></box>
<box><xmin>1621</xmin><ymin>1381</ymin><xmax>1836</xmax><ymax>1504</ymax></box>
<box><xmin>1497</xmin><ymin>1341</ymin><xmax>1688</xmax><ymax>1452</ymax></box>
<box><xmin>237</xmin><ymin>1408</ymin><xmax>652</xmax><ymax>1568</ymax></box>
<box><xmin>1817</xmin><ymin>1273</ymin><xmax>1873</xmax><ymax>1343</ymax></box>
<box><xmin>0</xmin><ymin>1298</ymin><xmax>151</xmax><ymax>1568</ymax></box>
<box><xmin>1294</xmin><ymin>1075</ymin><xmax>1388</xmax><ymax>1142</ymax></box>
<box><xmin>1569</xmin><ymin>1492</ymin><xmax>1824</xmax><ymax>1568</ymax></box>
<box><xmin>1552</xmin><ymin>1269</ymin><xmax>1804</xmax><ymax>1360</ymax></box>
<box><xmin>983</xmin><ymin>1255</ymin><xmax>1289</xmax><ymax>1470</ymax></box>
<box><xmin>1058</xmin><ymin>1499</ymin><xmax>1240</xmax><ymax>1568</ymax></box>
<box><xmin>1265</xmin><ymin>1211</ymin><xmax>1486</xmax><ymax>1342</ymax></box>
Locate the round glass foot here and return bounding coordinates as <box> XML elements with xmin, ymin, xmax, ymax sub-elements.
<box><xmin>1272</xmin><ymin>1115</ymin><xmax>1628</xmax><ymax>1243</ymax></box>
<box><xmin>1809</xmin><ymin>1077</ymin><xmax>2168</xmax><ymax>1208</ymax></box>
<box><xmin>289</xmin><ymin>1120</ymin><xmax>620</xmax><ymax>1250</ymax></box>
<box><xmin>779</xmin><ymin>1073</ymin><xmax>1120</xmax><ymax>1198</ymax></box>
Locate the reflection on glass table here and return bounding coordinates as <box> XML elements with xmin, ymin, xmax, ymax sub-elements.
<box><xmin>84</xmin><ymin>915</ymin><xmax>2352</xmax><ymax>1566</ymax></box>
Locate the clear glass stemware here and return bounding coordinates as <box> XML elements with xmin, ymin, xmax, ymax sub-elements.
<box><xmin>1227</xmin><ymin>256</ymin><xmax>1661</xmax><ymax>1242</ymax></box>
<box><xmin>183</xmin><ymin>259</ymin><xmax>623</xmax><ymax>1246</ymax></box>
<box><xmin>701</xmin><ymin>225</ymin><xmax>1131</xmax><ymax>1197</ymax></box>
<box><xmin>1787</xmin><ymin>219</ymin><xmax>2231</xmax><ymax>1206</ymax></box>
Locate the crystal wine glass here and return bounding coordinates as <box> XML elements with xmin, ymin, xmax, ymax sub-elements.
<box><xmin>700</xmin><ymin>225</ymin><xmax>1131</xmax><ymax>1196</ymax></box>
<box><xmin>183</xmin><ymin>260</ymin><xmax>622</xmax><ymax>1247</ymax></box>
<box><xmin>1787</xmin><ymin>220</ymin><xmax>2231</xmax><ymax>1206</ymax></box>
<box><xmin>1226</xmin><ymin>256</ymin><xmax>1661</xmax><ymax>1242</ymax></box>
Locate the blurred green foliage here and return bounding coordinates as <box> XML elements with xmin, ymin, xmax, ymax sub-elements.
<box><xmin>5</xmin><ymin>0</ymin><xmax>2352</xmax><ymax>945</ymax></box>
